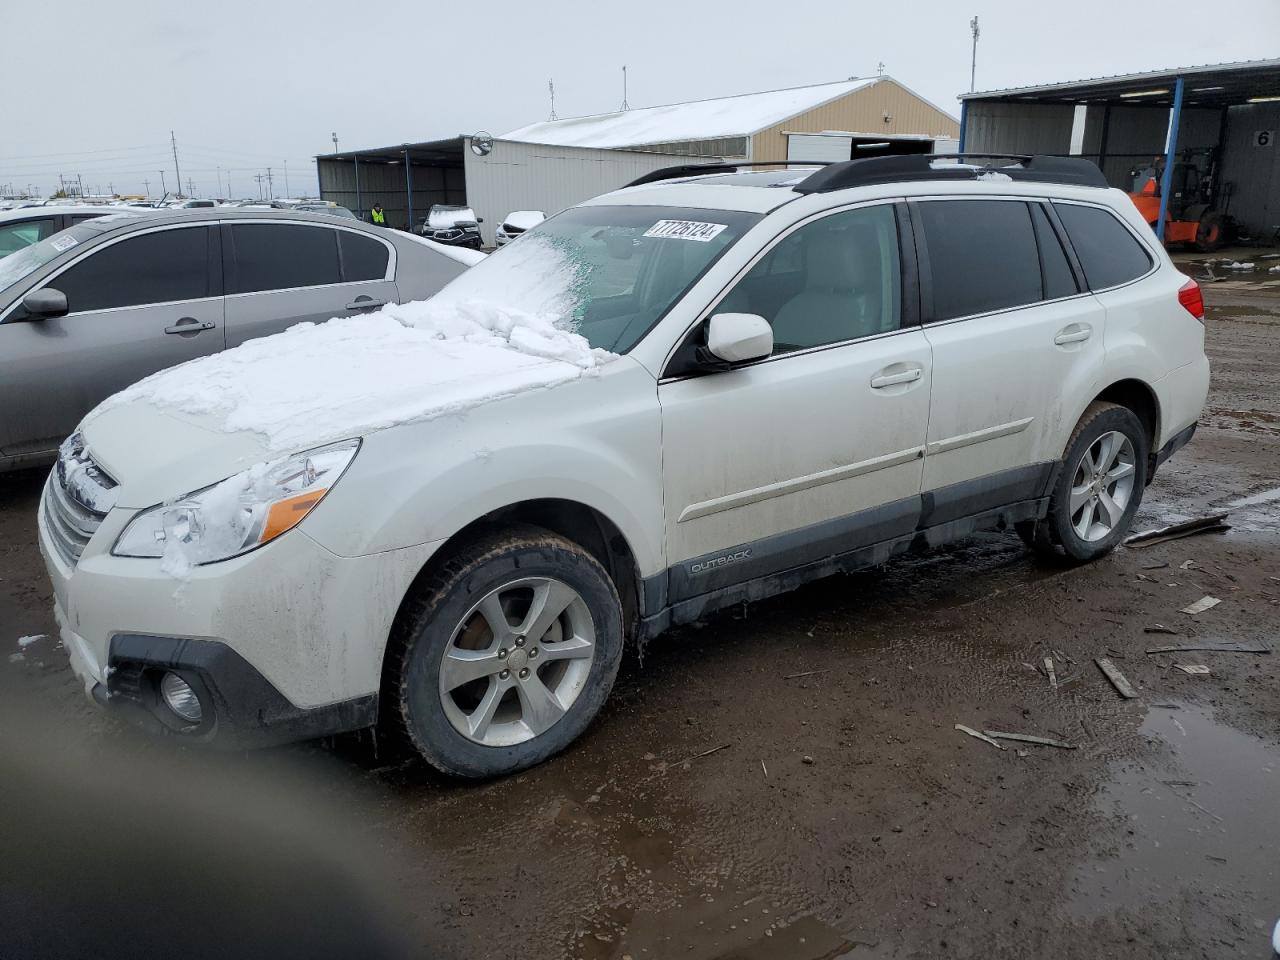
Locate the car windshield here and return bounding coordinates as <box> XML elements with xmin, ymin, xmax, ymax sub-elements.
<box><xmin>427</xmin><ymin>204</ymin><xmax>760</xmax><ymax>354</ymax></box>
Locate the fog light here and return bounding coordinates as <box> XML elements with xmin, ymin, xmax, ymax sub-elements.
<box><xmin>159</xmin><ymin>671</ymin><xmax>203</xmax><ymax>724</ymax></box>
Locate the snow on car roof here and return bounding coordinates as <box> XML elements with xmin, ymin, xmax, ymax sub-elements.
<box><xmin>503</xmin><ymin>78</ymin><xmax>878</xmax><ymax>149</ymax></box>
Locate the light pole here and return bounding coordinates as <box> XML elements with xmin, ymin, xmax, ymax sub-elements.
<box><xmin>969</xmin><ymin>16</ymin><xmax>980</xmax><ymax>93</ymax></box>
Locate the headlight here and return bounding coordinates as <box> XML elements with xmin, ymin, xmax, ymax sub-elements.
<box><xmin>112</xmin><ymin>439</ymin><xmax>359</xmax><ymax>573</ymax></box>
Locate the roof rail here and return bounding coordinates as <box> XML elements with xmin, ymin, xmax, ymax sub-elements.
<box><xmin>623</xmin><ymin>160</ymin><xmax>830</xmax><ymax>189</ymax></box>
<box><xmin>794</xmin><ymin>154</ymin><xmax>1109</xmax><ymax>193</ymax></box>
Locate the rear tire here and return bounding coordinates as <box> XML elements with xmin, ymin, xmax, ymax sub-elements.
<box><xmin>1194</xmin><ymin>212</ymin><xmax>1226</xmax><ymax>252</ymax></box>
<box><xmin>1027</xmin><ymin>402</ymin><xmax>1149</xmax><ymax>563</ymax></box>
<box><xmin>381</xmin><ymin>524</ymin><xmax>623</xmax><ymax>778</ymax></box>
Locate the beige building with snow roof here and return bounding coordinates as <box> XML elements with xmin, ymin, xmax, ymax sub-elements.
<box><xmin>503</xmin><ymin>77</ymin><xmax>960</xmax><ymax>163</ymax></box>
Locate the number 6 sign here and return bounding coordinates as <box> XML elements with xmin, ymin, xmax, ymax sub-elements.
<box><xmin>1255</xmin><ymin>130</ymin><xmax>1274</xmax><ymax>148</ymax></box>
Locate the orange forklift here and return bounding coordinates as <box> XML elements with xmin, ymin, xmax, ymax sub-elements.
<box><xmin>1128</xmin><ymin>147</ymin><xmax>1231</xmax><ymax>251</ymax></box>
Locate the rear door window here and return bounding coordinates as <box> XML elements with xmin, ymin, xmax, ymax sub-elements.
<box><xmin>338</xmin><ymin>231</ymin><xmax>390</xmax><ymax>282</ymax></box>
<box><xmin>1030</xmin><ymin>203</ymin><xmax>1078</xmax><ymax>300</ymax></box>
<box><xmin>226</xmin><ymin>223</ymin><xmax>342</xmax><ymax>294</ymax></box>
<box><xmin>52</xmin><ymin>226</ymin><xmax>211</xmax><ymax>312</ymax></box>
<box><xmin>1052</xmin><ymin>203</ymin><xmax>1153</xmax><ymax>290</ymax></box>
<box><xmin>917</xmin><ymin>200</ymin><xmax>1042</xmax><ymax>321</ymax></box>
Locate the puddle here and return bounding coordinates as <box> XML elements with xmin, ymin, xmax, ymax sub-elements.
<box><xmin>1070</xmin><ymin>704</ymin><xmax>1279</xmax><ymax>927</ymax></box>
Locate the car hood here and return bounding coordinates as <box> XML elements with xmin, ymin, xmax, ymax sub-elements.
<box><xmin>80</xmin><ymin>302</ymin><xmax>614</xmax><ymax>509</ymax></box>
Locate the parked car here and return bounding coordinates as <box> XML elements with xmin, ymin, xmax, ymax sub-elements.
<box><xmin>294</xmin><ymin>202</ymin><xmax>358</xmax><ymax>220</ymax></box>
<box><xmin>166</xmin><ymin>198</ymin><xmax>217</xmax><ymax>209</ymax></box>
<box><xmin>0</xmin><ymin>205</ymin><xmax>147</xmax><ymax>259</ymax></box>
<box><xmin>494</xmin><ymin>210</ymin><xmax>545</xmax><ymax>247</ymax></box>
<box><xmin>419</xmin><ymin>204</ymin><xmax>483</xmax><ymax>249</ymax></box>
<box><xmin>0</xmin><ymin>209</ymin><xmax>474</xmax><ymax>472</ymax></box>
<box><xmin>37</xmin><ymin>155</ymin><xmax>1208</xmax><ymax>778</ymax></box>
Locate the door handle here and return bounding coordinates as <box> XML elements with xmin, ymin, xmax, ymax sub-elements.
<box><xmin>1054</xmin><ymin>325</ymin><xmax>1092</xmax><ymax>345</ymax></box>
<box><xmin>345</xmin><ymin>298</ymin><xmax>388</xmax><ymax>311</ymax></box>
<box><xmin>164</xmin><ymin>318</ymin><xmax>216</xmax><ymax>336</ymax></box>
<box><xmin>870</xmin><ymin>367</ymin><xmax>923</xmax><ymax>389</ymax></box>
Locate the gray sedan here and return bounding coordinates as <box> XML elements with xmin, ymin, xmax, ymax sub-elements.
<box><xmin>0</xmin><ymin>209</ymin><xmax>470</xmax><ymax>472</ymax></box>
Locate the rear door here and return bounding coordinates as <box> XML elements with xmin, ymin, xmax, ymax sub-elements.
<box><xmin>0</xmin><ymin>223</ymin><xmax>223</xmax><ymax>456</ymax></box>
<box><xmin>221</xmin><ymin>221</ymin><xmax>397</xmax><ymax>347</ymax></box>
<box><xmin>914</xmin><ymin>197</ymin><xmax>1106</xmax><ymax>517</ymax></box>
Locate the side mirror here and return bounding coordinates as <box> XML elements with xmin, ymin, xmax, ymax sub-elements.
<box><xmin>21</xmin><ymin>288</ymin><xmax>69</xmax><ymax>320</ymax></box>
<box><xmin>476</xmin><ymin>217</ymin><xmax>484</xmax><ymax>224</ymax></box>
<box><xmin>704</xmin><ymin>313</ymin><xmax>773</xmax><ymax>365</ymax></box>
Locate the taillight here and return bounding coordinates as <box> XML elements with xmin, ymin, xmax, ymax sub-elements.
<box><xmin>1178</xmin><ymin>278</ymin><xmax>1204</xmax><ymax>322</ymax></box>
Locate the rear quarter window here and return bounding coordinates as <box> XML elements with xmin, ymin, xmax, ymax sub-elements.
<box><xmin>1053</xmin><ymin>203</ymin><xmax>1153</xmax><ymax>291</ymax></box>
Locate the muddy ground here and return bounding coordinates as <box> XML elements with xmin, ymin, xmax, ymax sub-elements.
<box><xmin>2</xmin><ymin>259</ymin><xmax>1278</xmax><ymax>960</ymax></box>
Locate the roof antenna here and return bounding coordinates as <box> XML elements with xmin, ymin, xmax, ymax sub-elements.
<box><xmin>877</xmin><ymin>61</ymin><xmax>885</xmax><ymax>77</ymax></box>
<box><xmin>620</xmin><ymin>65</ymin><xmax>630</xmax><ymax>111</ymax></box>
<box><xmin>548</xmin><ymin>78</ymin><xmax>558</xmax><ymax>121</ymax></box>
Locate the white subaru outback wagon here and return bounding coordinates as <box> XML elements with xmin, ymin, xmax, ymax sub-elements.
<box><xmin>40</xmin><ymin>154</ymin><xmax>1209</xmax><ymax>777</ymax></box>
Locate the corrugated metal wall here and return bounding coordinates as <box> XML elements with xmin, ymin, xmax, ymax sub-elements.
<box><xmin>317</xmin><ymin>158</ymin><xmax>465</xmax><ymax>230</ymax></box>
<box><xmin>462</xmin><ymin>139</ymin><xmax>699</xmax><ymax>245</ymax></box>
<box><xmin>1220</xmin><ymin>103</ymin><xmax>1280</xmax><ymax>237</ymax></box>
<box><xmin>752</xmin><ymin>79</ymin><xmax>959</xmax><ymax>163</ymax></box>
<box><xmin>962</xmin><ymin>102</ymin><xmax>1076</xmax><ymax>155</ymax></box>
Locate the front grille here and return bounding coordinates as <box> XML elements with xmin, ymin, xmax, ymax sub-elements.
<box><xmin>42</xmin><ymin>437</ymin><xmax>116</xmax><ymax>568</ymax></box>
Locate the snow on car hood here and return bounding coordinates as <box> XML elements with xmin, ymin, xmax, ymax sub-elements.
<box><xmin>82</xmin><ymin>238</ymin><xmax>614</xmax><ymax>500</ymax></box>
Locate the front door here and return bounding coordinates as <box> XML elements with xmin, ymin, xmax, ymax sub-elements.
<box><xmin>0</xmin><ymin>224</ymin><xmax>224</xmax><ymax>457</ymax></box>
<box><xmin>658</xmin><ymin>202</ymin><xmax>932</xmax><ymax>603</ymax></box>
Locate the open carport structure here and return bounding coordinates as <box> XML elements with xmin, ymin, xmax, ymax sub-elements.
<box><xmin>316</xmin><ymin>136</ymin><xmax>698</xmax><ymax>245</ymax></box>
<box><xmin>959</xmin><ymin>59</ymin><xmax>1280</xmax><ymax>246</ymax></box>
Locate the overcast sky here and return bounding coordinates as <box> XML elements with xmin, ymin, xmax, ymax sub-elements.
<box><xmin>6</xmin><ymin>0</ymin><xmax>1278</xmax><ymax>198</ymax></box>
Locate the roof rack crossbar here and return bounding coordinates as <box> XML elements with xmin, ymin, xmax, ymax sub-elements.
<box><xmin>624</xmin><ymin>160</ymin><xmax>832</xmax><ymax>189</ymax></box>
<box><xmin>794</xmin><ymin>153</ymin><xmax>1109</xmax><ymax>193</ymax></box>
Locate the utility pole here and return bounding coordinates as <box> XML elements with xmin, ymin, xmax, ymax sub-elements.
<box><xmin>144</xmin><ymin>178</ymin><xmax>151</xmax><ymax>198</ymax></box>
<box><xmin>284</xmin><ymin>160</ymin><xmax>290</xmax><ymax>198</ymax></box>
<box><xmin>77</xmin><ymin>174</ymin><xmax>84</xmax><ymax>198</ymax></box>
<box><xmin>266</xmin><ymin>167</ymin><xmax>273</xmax><ymax>200</ymax></box>
<box><xmin>969</xmin><ymin>16</ymin><xmax>980</xmax><ymax>93</ymax></box>
<box><xmin>548</xmin><ymin>79</ymin><xmax>558</xmax><ymax>121</ymax></box>
<box><xmin>108</xmin><ymin>182</ymin><xmax>114</xmax><ymax>196</ymax></box>
<box><xmin>187</xmin><ymin>178</ymin><xmax>195</xmax><ymax>196</ymax></box>
<box><xmin>620</xmin><ymin>65</ymin><xmax>629</xmax><ymax>111</ymax></box>
<box><xmin>331</xmin><ymin>131</ymin><xmax>339</xmax><ymax>152</ymax></box>
<box><xmin>159</xmin><ymin>170</ymin><xmax>167</xmax><ymax>197</ymax></box>
<box><xmin>170</xmin><ymin>130</ymin><xmax>183</xmax><ymax>197</ymax></box>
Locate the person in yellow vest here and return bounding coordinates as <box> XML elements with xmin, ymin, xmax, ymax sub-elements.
<box><xmin>370</xmin><ymin>203</ymin><xmax>386</xmax><ymax>226</ymax></box>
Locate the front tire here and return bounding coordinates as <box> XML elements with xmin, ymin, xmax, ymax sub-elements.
<box><xmin>382</xmin><ymin>525</ymin><xmax>623</xmax><ymax>778</ymax></box>
<box><xmin>1026</xmin><ymin>401</ymin><xmax>1149</xmax><ymax>562</ymax></box>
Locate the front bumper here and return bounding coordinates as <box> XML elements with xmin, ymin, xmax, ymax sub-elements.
<box><xmin>39</xmin><ymin>498</ymin><xmax>439</xmax><ymax>748</ymax></box>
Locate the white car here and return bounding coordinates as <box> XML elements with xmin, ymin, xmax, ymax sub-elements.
<box><xmin>494</xmin><ymin>210</ymin><xmax>545</xmax><ymax>246</ymax></box>
<box><xmin>40</xmin><ymin>155</ymin><xmax>1209</xmax><ymax>778</ymax></box>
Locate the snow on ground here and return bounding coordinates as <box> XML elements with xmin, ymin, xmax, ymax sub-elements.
<box><xmin>395</xmin><ymin>230</ymin><xmax>487</xmax><ymax>266</ymax></box>
<box><xmin>86</xmin><ymin>236</ymin><xmax>615</xmax><ymax>453</ymax></box>
<box><xmin>17</xmin><ymin>635</ymin><xmax>45</xmax><ymax>647</ymax></box>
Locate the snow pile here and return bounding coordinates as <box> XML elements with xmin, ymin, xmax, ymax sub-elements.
<box><xmin>88</xmin><ymin>236</ymin><xmax>615</xmax><ymax>452</ymax></box>
<box><xmin>1269</xmin><ymin>265</ymin><xmax>1280</xmax><ymax>274</ymax></box>
<box><xmin>977</xmin><ymin>171</ymin><xmax>1013</xmax><ymax>182</ymax></box>
<box><xmin>17</xmin><ymin>635</ymin><xmax>45</xmax><ymax>648</ymax></box>
<box><xmin>1227</xmin><ymin>261</ymin><xmax>1255</xmax><ymax>270</ymax></box>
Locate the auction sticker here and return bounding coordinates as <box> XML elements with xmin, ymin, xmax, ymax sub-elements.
<box><xmin>50</xmin><ymin>235</ymin><xmax>78</xmax><ymax>252</ymax></box>
<box><xmin>643</xmin><ymin>220</ymin><xmax>728</xmax><ymax>242</ymax></box>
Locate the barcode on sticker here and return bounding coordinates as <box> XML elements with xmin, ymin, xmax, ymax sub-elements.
<box><xmin>50</xmin><ymin>236</ymin><xmax>78</xmax><ymax>252</ymax></box>
<box><xmin>643</xmin><ymin>220</ymin><xmax>728</xmax><ymax>242</ymax></box>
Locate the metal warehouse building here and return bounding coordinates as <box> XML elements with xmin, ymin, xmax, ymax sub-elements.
<box><xmin>317</xmin><ymin>77</ymin><xmax>958</xmax><ymax>245</ymax></box>
<box><xmin>959</xmin><ymin>59</ymin><xmax>1280</xmax><ymax>243</ymax></box>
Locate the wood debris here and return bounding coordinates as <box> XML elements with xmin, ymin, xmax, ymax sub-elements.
<box><xmin>1180</xmin><ymin>596</ymin><xmax>1221</xmax><ymax>615</ymax></box>
<box><xmin>982</xmin><ymin>730</ymin><xmax>1077</xmax><ymax>749</ymax></box>
<box><xmin>955</xmin><ymin>724</ymin><xmax>1004</xmax><ymax>750</ymax></box>
<box><xmin>1095</xmin><ymin>658</ymin><xmax>1139</xmax><ymax>698</ymax></box>
<box><xmin>1146</xmin><ymin>641</ymin><xmax>1271</xmax><ymax>654</ymax></box>
<box><xmin>1125</xmin><ymin>513</ymin><xmax>1230</xmax><ymax>548</ymax></box>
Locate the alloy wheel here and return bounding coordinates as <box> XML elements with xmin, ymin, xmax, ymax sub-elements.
<box><xmin>438</xmin><ymin>577</ymin><xmax>596</xmax><ymax>747</ymax></box>
<box><xmin>1068</xmin><ymin>430</ymin><xmax>1137</xmax><ymax>542</ymax></box>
